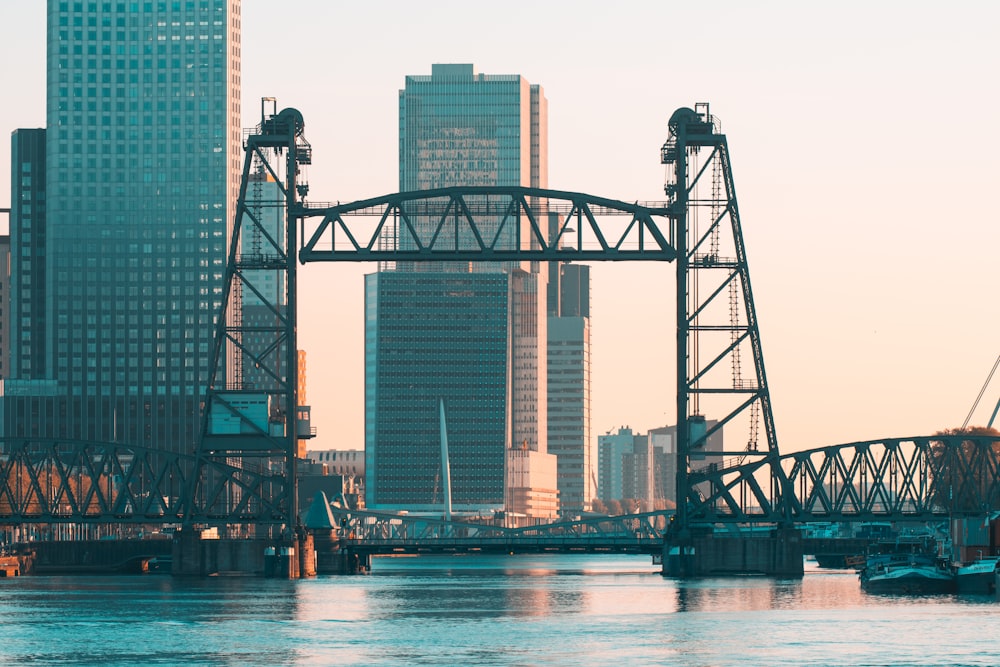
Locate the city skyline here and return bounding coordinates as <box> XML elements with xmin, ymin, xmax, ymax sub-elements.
<box><xmin>2</xmin><ymin>3</ymin><xmax>999</xmax><ymax>454</ymax></box>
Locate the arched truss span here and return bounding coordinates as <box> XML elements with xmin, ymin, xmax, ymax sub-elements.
<box><xmin>0</xmin><ymin>438</ymin><xmax>288</xmax><ymax>524</ymax></box>
<box><xmin>688</xmin><ymin>434</ymin><xmax>1000</xmax><ymax>523</ymax></box>
<box><xmin>298</xmin><ymin>186</ymin><xmax>675</xmax><ymax>263</ymax></box>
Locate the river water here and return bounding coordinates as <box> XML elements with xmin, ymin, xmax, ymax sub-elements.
<box><xmin>1</xmin><ymin>555</ymin><xmax>998</xmax><ymax>666</ymax></box>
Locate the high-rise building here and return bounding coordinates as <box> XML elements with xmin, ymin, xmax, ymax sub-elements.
<box><xmin>8</xmin><ymin>129</ymin><xmax>47</xmax><ymax>381</ymax></box>
<box><xmin>0</xmin><ymin>233</ymin><xmax>9</xmax><ymax>380</ymax></box>
<box><xmin>2</xmin><ymin>1</ymin><xmax>241</xmax><ymax>450</ymax></box>
<box><xmin>547</xmin><ymin>263</ymin><xmax>593</xmax><ymax>513</ymax></box>
<box><xmin>365</xmin><ymin>64</ymin><xmax>557</xmax><ymax>517</ymax></box>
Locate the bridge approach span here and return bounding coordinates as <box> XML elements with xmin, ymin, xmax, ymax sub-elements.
<box><xmin>689</xmin><ymin>433</ymin><xmax>1000</xmax><ymax>524</ymax></box>
<box><xmin>0</xmin><ymin>437</ymin><xmax>289</xmax><ymax>525</ymax></box>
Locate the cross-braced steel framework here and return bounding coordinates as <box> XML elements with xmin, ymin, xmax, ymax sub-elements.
<box><xmin>326</xmin><ymin>506</ymin><xmax>668</xmax><ymax>556</ymax></box>
<box><xmin>0</xmin><ymin>437</ymin><xmax>285</xmax><ymax>524</ymax></box>
<box><xmin>2</xmin><ymin>434</ymin><xmax>997</xmax><ymax>528</ymax></box>
<box><xmin>195</xmin><ymin>100</ymin><xmax>313</xmax><ymax>534</ymax></box>
<box><xmin>5</xmin><ymin>103</ymin><xmax>998</xmax><ymax>538</ymax></box>
<box><xmin>661</xmin><ymin>104</ymin><xmax>785</xmax><ymax>534</ymax></box>
<box><xmin>688</xmin><ymin>434</ymin><xmax>1000</xmax><ymax>522</ymax></box>
<box><xmin>299</xmin><ymin>187</ymin><xmax>675</xmax><ymax>263</ymax></box>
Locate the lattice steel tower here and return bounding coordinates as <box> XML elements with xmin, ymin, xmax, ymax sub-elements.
<box><xmin>662</xmin><ymin>104</ymin><xmax>783</xmax><ymax>536</ymax></box>
<box><xmin>194</xmin><ymin>100</ymin><xmax>312</xmax><ymax>534</ymax></box>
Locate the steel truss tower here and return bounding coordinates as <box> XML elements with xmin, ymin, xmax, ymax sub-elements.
<box><xmin>661</xmin><ymin>104</ymin><xmax>785</xmax><ymax>536</ymax></box>
<box><xmin>193</xmin><ymin>100</ymin><xmax>312</xmax><ymax>535</ymax></box>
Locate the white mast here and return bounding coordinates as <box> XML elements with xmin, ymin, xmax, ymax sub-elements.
<box><xmin>439</xmin><ymin>399</ymin><xmax>453</xmax><ymax>522</ymax></box>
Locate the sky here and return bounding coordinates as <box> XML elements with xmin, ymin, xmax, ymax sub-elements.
<box><xmin>1</xmin><ymin>2</ymin><xmax>999</xmax><ymax>455</ymax></box>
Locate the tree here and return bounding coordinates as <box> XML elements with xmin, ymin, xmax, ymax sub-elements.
<box><xmin>929</xmin><ymin>426</ymin><xmax>1000</xmax><ymax>514</ymax></box>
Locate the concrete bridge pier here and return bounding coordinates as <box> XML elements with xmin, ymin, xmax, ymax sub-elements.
<box><xmin>663</xmin><ymin>527</ymin><xmax>804</xmax><ymax>577</ymax></box>
<box><xmin>339</xmin><ymin>548</ymin><xmax>371</xmax><ymax>574</ymax></box>
<box><xmin>172</xmin><ymin>528</ymin><xmax>316</xmax><ymax>578</ymax></box>
<box><xmin>261</xmin><ymin>532</ymin><xmax>317</xmax><ymax>578</ymax></box>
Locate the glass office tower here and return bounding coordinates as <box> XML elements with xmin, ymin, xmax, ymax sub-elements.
<box><xmin>2</xmin><ymin>1</ymin><xmax>241</xmax><ymax>450</ymax></box>
<box><xmin>365</xmin><ymin>65</ymin><xmax>556</xmax><ymax>514</ymax></box>
<box><xmin>8</xmin><ymin>129</ymin><xmax>48</xmax><ymax>381</ymax></box>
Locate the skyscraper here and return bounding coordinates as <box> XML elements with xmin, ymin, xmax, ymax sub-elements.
<box><xmin>2</xmin><ymin>1</ymin><xmax>240</xmax><ymax>450</ymax></box>
<box><xmin>365</xmin><ymin>64</ymin><xmax>557</xmax><ymax>517</ymax></box>
<box><xmin>8</xmin><ymin>129</ymin><xmax>47</xmax><ymax>381</ymax></box>
<box><xmin>0</xmin><ymin>233</ymin><xmax>9</xmax><ymax>381</ymax></box>
<box><xmin>547</xmin><ymin>263</ymin><xmax>593</xmax><ymax>513</ymax></box>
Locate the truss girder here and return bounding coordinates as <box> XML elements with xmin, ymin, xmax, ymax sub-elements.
<box><xmin>328</xmin><ymin>507</ymin><xmax>673</xmax><ymax>546</ymax></box>
<box><xmin>0</xmin><ymin>438</ymin><xmax>290</xmax><ymax>525</ymax></box>
<box><xmin>686</xmin><ymin>435</ymin><xmax>1000</xmax><ymax>523</ymax></box>
<box><xmin>298</xmin><ymin>186</ymin><xmax>675</xmax><ymax>263</ymax></box>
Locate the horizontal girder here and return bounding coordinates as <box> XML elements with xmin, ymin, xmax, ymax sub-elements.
<box><xmin>298</xmin><ymin>186</ymin><xmax>675</xmax><ymax>263</ymax></box>
<box><xmin>327</xmin><ymin>506</ymin><xmax>670</xmax><ymax>553</ymax></box>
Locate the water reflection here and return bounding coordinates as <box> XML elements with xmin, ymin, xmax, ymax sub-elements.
<box><xmin>3</xmin><ymin>557</ymin><xmax>998</xmax><ymax>666</ymax></box>
<box><xmin>674</xmin><ymin>570</ymin><xmax>867</xmax><ymax>612</ymax></box>
<box><xmin>0</xmin><ymin>575</ymin><xmax>302</xmax><ymax>665</ymax></box>
<box><xmin>360</xmin><ymin>555</ymin><xmax>589</xmax><ymax>619</ymax></box>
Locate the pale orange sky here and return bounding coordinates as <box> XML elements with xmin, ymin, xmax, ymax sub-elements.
<box><xmin>2</xmin><ymin>2</ymin><xmax>999</xmax><ymax>454</ymax></box>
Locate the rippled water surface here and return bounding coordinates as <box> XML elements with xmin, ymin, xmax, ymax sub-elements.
<box><xmin>1</xmin><ymin>556</ymin><xmax>998</xmax><ymax>666</ymax></box>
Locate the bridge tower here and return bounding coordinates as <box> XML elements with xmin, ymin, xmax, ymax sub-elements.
<box><xmin>193</xmin><ymin>99</ymin><xmax>313</xmax><ymax>537</ymax></box>
<box><xmin>662</xmin><ymin>105</ymin><xmax>786</xmax><ymax>560</ymax></box>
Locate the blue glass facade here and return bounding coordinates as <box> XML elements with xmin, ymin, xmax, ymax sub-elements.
<box><xmin>2</xmin><ymin>1</ymin><xmax>241</xmax><ymax>449</ymax></box>
<box><xmin>365</xmin><ymin>272</ymin><xmax>510</xmax><ymax>508</ymax></box>
<box><xmin>9</xmin><ymin>129</ymin><xmax>48</xmax><ymax>380</ymax></box>
<box><xmin>366</xmin><ymin>65</ymin><xmax>549</xmax><ymax>512</ymax></box>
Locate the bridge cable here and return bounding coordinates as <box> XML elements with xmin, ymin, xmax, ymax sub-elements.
<box><xmin>963</xmin><ymin>352</ymin><xmax>1000</xmax><ymax>429</ymax></box>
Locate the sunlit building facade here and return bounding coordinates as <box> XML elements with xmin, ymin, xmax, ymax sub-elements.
<box><xmin>547</xmin><ymin>264</ymin><xmax>592</xmax><ymax>514</ymax></box>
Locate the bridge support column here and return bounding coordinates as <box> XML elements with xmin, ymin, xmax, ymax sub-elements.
<box><xmin>335</xmin><ymin>548</ymin><xmax>371</xmax><ymax>574</ymax></box>
<box><xmin>298</xmin><ymin>532</ymin><xmax>316</xmax><ymax>578</ymax></box>
<box><xmin>663</xmin><ymin>527</ymin><xmax>804</xmax><ymax>577</ymax></box>
<box><xmin>262</xmin><ymin>532</ymin><xmax>316</xmax><ymax>579</ymax></box>
<box><xmin>172</xmin><ymin>528</ymin><xmax>217</xmax><ymax>576</ymax></box>
<box><xmin>312</xmin><ymin>529</ymin><xmax>349</xmax><ymax>574</ymax></box>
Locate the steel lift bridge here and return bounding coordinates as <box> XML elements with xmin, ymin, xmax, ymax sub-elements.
<box><xmin>2</xmin><ymin>102</ymin><xmax>998</xmax><ymax>546</ymax></box>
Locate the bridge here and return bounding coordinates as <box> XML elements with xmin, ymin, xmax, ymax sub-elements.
<box><xmin>2</xmin><ymin>102</ymin><xmax>998</xmax><ymax>574</ymax></box>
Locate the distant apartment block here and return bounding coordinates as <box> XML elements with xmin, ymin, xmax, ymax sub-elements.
<box><xmin>307</xmin><ymin>449</ymin><xmax>365</xmax><ymax>478</ymax></box>
<box><xmin>598</xmin><ymin>421</ymin><xmax>723</xmax><ymax>508</ymax></box>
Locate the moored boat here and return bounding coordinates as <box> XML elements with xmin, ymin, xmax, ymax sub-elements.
<box><xmin>860</xmin><ymin>556</ymin><xmax>955</xmax><ymax>594</ymax></box>
<box><xmin>859</xmin><ymin>537</ymin><xmax>955</xmax><ymax>594</ymax></box>
<box><xmin>955</xmin><ymin>557</ymin><xmax>999</xmax><ymax>595</ymax></box>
